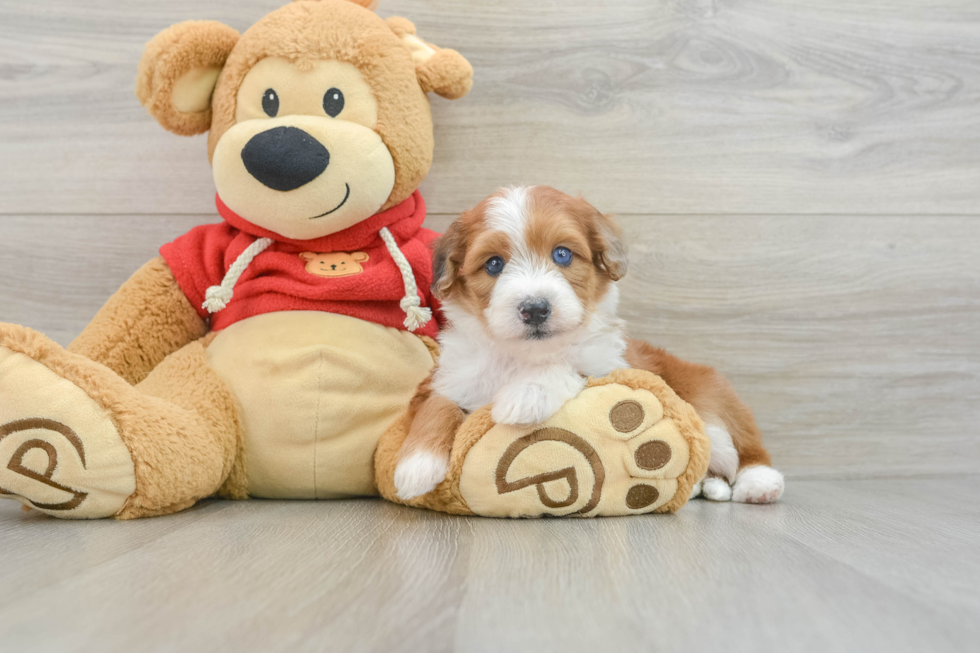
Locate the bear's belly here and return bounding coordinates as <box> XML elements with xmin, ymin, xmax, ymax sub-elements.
<box><xmin>206</xmin><ymin>311</ymin><xmax>435</xmax><ymax>499</ymax></box>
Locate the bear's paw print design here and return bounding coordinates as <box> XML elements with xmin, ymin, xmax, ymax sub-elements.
<box><xmin>458</xmin><ymin>382</ymin><xmax>698</xmax><ymax>517</ymax></box>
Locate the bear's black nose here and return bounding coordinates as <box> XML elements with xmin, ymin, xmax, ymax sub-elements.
<box><xmin>241</xmin><ymin>126</ymin><xmax>329</xmax><ymax>192</ymax></box>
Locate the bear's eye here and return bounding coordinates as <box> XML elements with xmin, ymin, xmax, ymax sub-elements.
<box><xmin>323</xmin><ymin>88</ymin><xmax>344</xmax><ymax>117</ymax></box>
<box><xmin>262</xmin><ymin>89</ymin><xmax>279</xmax><ymax>117</ymax></box>
<box><xmin>485</xmin><ymin>256</ymin><xmax>505</xmax><ymax>277</ymax></box>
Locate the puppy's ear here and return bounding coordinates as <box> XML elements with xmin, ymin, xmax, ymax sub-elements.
<box><xmin>590</xmin><ymin>211</ymin><xmax>629</xmax><ymax>282</ymax></box>
<box><xmin>386</xmin><ymin>17</ymin><xmax>473</xmax><ymax>100</ymax></box>
<box><xmin>431</xmin><ymin>219</ymin><xmax>467</xmax><ymax>300</ymax></box>
<box><xmin>136</xmin><ymin>21</ymin><xmax>240</xmax><ymax>136</ymax></box>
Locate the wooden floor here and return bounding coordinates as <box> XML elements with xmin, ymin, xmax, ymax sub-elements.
<box><xmin>1</xmin><ymin>1</ymin><xmax>979</xmax><ymax>651</ymax></box>
<box><xmin>2</xmin><ymin>478</ymin><xmax>978</xmax><ymax>652</ymax></box>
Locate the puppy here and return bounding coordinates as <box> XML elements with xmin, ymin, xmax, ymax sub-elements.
<box><xmin>394</xmin><ymin>186</ymin><xmax>784</xmax><ymax>504</ymax></box>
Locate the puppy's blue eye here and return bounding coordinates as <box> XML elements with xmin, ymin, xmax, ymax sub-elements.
<box><xmin>552</xmin><ymin>246</ymin><xmax>572</xmax><ymax>266</ymax></box>
<box><xmin>485</xmin><ymin>256</ymin><xmax>505</xmax><ymax>276</ymax></box>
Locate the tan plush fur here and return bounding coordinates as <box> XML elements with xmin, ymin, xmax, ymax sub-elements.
<box><xmin>383</xmin><ymin>15</ymin><xmax>417</xmax><ymax>37</ymax></box>
<box><xmin>0</xmin><ymin>325</ymin><xmax>243</xmax><ymax>519</ymax></box>
<box><xmin>130</xmin><ymin>340</ymin><xmax>246</xmax><ymax>512</ymax></box>
<box><xmin>68</xmin><ymin>257</ymin><xmax>207</xmax><ymax>385</ymax></box>
<box><xmin>385</xmin><ymin>17</ymin><xmax>473</xmax><ymax>99</ymax></box>
<box><xmin>415</xmin><ymin>49</ymin><xmax>474</xmax><ymax>100</ymax></box>
<box><xmin>135</xmin><ymin>21</ymin><xmax>240</xmax><ymax>136</ymax></box>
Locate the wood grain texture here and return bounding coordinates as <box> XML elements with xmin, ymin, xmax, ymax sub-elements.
<box><xmin>2</xmin><ymin>213</ymin><xmax>978</xmax><ymax>478</ymax></box>
<box><xmin>2</xmin><ymin>4</ymin><xmax>977</xmax><ymax>649</ymax></box>
<box><xmin>0</xmin><ymin>214</ymin><xmax>207</xmax><ymax>345</ymax></box>
<box><xmin>1</xmin><ymin>0</ymin><xmax>979</xmax><ymax>215</ymax></box>
<box><xmin>1</xmin><ymin>479</ymin><xmax>979</xmax><ymax>652</ymax></box>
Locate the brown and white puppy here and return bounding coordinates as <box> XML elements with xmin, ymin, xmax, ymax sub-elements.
<box><xmin>393</xmin><ymin>186</ymin><xmax>784</xmax><ymax>504</ymax></box>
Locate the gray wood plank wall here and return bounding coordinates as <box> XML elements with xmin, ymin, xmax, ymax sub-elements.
<box><xmin>1</xmin><ymin>0</ymin><xmax>978</xmax><ymax>479</ymax></box>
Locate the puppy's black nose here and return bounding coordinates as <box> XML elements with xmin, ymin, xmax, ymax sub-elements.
<box><xmin>241</xmin><ymin>126</ymin><xmax>329</xmax><ymax>192</ymax></box>
<box><xmin>519</xmin><ymin>299</ymin><xmax>551</xmax><ymax>326</ymax></box>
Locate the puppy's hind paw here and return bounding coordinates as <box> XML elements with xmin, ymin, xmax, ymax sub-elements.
<box><xmin>394</xmin><ymin>451</ymin><xmax>449</xmax><ymax>500</ymax></box>
<box><xmin>731</xmin><ymin>465</ymin><xmax>784</xmax><ymax>504</ymax></box>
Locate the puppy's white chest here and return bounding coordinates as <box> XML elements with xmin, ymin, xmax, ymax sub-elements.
<box><xmin>433</xmin><ymin>345</ymin><xmax>520</xmax><ymax>412</ymax></box>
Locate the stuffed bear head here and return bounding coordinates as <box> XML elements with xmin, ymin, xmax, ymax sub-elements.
<box><xmin>136</xmin><ymin>0</ymin><xmax>472</xmax><ymax>240</ymax></box>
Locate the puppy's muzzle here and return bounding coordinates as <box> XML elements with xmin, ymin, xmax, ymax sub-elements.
<box><xmin>241</xmin><ymin>126</ymin><xmax>330</xmax><ymax>192</ymax></box>
<box><xmin>519</xmin><ymin>299</ymin><xmax>551</xmax><ymax>326</ymax></box>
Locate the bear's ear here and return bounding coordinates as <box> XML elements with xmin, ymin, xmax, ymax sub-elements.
<box><xmin>136</xmin><ymin>21</ymin><xmax>240</xmax><ymax>136</ymax></box>
<box><xmin>385</xmin><ymin>17</ymin><xmax>473</xmax><ymax>100</ymax></box>
<box><xmin>299</xmin><ymin>252</ymin><xmax>317</xmax><ymax>261</ymax></box>
<box><xmin>352</xmin><ymin>251</ymin><xmax>370</xmax><ymax>262</ymax></box>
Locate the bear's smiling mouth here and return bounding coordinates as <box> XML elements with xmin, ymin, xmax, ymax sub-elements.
<box><xmin>308</xmin><ymin>183</ymin><xmax>351</xmax><ymax>220</ymax></box>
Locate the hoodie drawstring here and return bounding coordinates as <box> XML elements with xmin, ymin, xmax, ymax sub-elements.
<box><xmin>202</xmin><ymin>230</ymin><xmax>432</xmax><ymax>333</ymax></box>
<box><xmin>202</xmin><ymin>237</ymin><xmax>274</xmax><ymax>314</ymax></box>
<box><xmin>378</xmin><ymin>227</ymin><xmax>432</xmax><ymax>331</ymax></box>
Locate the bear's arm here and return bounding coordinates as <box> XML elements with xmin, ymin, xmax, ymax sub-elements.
<box><xmin>68</xmin><ymin>256</ymin><xmax>208</xmax><ymax>385</ymax></box>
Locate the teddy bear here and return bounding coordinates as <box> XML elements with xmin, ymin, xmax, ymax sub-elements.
<box><xmin>0</xmin><ymin>0</ymin><xmax>472</xmax><ymax>519</ymax></box>
<box><xmin>0</xmin><ymin>0</ymin><xmax>709</xmax><ymax>520</ymax></box>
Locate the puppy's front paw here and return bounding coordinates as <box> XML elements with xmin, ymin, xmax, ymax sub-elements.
<box><xmin>491</xmin><ymin>376</ymin><xmax>585</xmax><ymax>426</ymax></box>
<box><xmin>491</xmin><ymin>383</ymin><xmax>557</xmax><ymax>425</ymax></box>
<box><xmin>701</xmin><ymin>477</ymin><xmax>732</xmax><ymax>502</ymax></box>
<box><xmin>394</xmin><ymin>451</ymin><xmax>449</xmax><ymax>500</ymax></box>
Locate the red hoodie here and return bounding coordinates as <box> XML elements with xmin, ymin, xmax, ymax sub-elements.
<box><xmin>160</xmin><ymin>190</ymin><xmax>441</xmax><ymax>338</ymax></box>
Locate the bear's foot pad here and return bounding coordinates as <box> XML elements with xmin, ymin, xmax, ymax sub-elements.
<box><xmin>0</xmin><ymin>331</ymin><xmax>135</xmax><ymax>519</ymax></box>
<box><xmin>458</xmin><ymin>382</ymin><xmax>697</xmax><ymax>517</ymax></box>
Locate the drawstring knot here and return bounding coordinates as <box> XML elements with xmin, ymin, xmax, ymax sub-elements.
<box><xmin>380</xmin><ymin>226</ymin><xmax>432</xmax><ymax>332</ymax></box>
<box><xmin>202</xmin><ymin>237</ymin><xmax>274</xmax><ymax>314</ymax></box>
<box><xmin>399</xmin><ymin>295</ymin><xmax>432</xmax><ymax>332</ymax></box>
<box><xmin>202</xmin><ymin>285</ymin><xmax>235</xmax><ymax>313</ymax></box>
